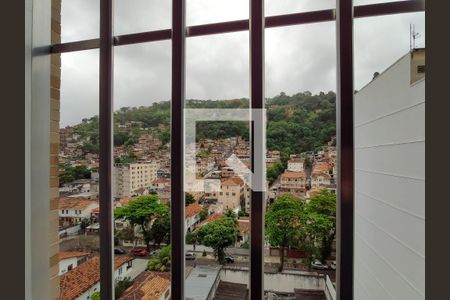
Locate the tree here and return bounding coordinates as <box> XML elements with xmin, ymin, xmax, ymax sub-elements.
<box><xmin>91</xmin><ymin>291</ymin><xmax>100</xmax><ymax>300</ymax></box>
<box><xmin>223</xmin><ymin>208</ymin><xmax>237</xmax><ymax>221</ymax></box>
<box><xmin>114</xmin><ymin>195</ymin><xmax>168</xmax><ymax>250</ymax></box>
<box><xmin>80</xmin><ymin>218</ymin><xmax>90</xmax><ymax>232</ymax></box>
<box><xmin>148</xmin><ymin>212</ymin><xmax>170</xmax><ymax>246</ymax></box>
<box><xmin>185</xmin><ymin>192</ymin><xmax>195</xmax><ymax>206</ymax></box>
<box><xmin>265</xmin><ymin>193</ymin><xmax>304</xmax><ymax>272</ymax></box>
<box><xmin>186</xmin><ymin>231</ymin><xmax>199</xmax><ymax>251</ymax></box>
<box><xmin>147</xmin><ymin>245</ymin><xmax>171</xmax><ymax>272</ymax></box>
<box><xmin>199</xmin><ymin>209</ymin><xmax>208</xmax><ymax>221</ymax></box>
<box><xmin>267</xmin><ymin>162</ymin><xmax>284</xmax><ymax>185</ymax></box>
<box><xmin>116</xmin><ymin>226</ymin><xmax>136</xmax><ymax>246</ymax></box>
<box><xmin>297</xmin><ymin>211</ymin><xmax>333</xmax><ymax>270</ymax></box>
<box><xmin>197</xmin><ymin>217</ymin><xmax>239</xmax><ymax>264</ymax></box>
<box><xmin>238</xmin><ymin>210</ymin><xmax>249</xmax><ymax>217</ymax></box>
<box><xmin>305</xmin><ymin>189</ymin><xmax>336</xmax><ymax>262</ymax></box>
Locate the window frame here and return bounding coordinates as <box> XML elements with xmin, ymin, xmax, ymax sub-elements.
<box><xmin>42</xmin><ymin>1</ymin><xmax>426</xmax><ymax>299</ymax></box>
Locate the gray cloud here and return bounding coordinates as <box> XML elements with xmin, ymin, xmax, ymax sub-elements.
<box><xmin>60</xmin><ymin>0</ymin><xmax>424</xmax><ymax>126</ymax></box>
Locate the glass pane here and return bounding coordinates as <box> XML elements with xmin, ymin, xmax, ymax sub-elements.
<box><xmin>112</xmin><ymin>42</ymin><xmax>172</xmax><ymax>299</ymax></box>
<box><xmin>58</xmin><ymin>50</ymin><xmax>102</xmax><ymax>299</ymax></box>
<box><xmin>114</xmin><ymin>0</ymin><xmax>171</xmax><ymax>36</ymax></box>
<box><xmin>187</xmin><ymin>0</ymin><xmax>249</xmax><ymax>26</ymax></box>
<box><xmin>184</xmin><ymin>32</ymin><xmax>251</xmax><ymax>297</ymax></box>
<box><xmin>264</xmin><ymin>22</ymin><xmax>337</xmax><ymax>298</ymax></box>
<box><xmin>61</xmin><ymin>0</ymin><xmax>99</xmax><ymax>43</ymax></box>
<box><xmin>354</xmin><ymin>12</ymin><xmax>425</xmax><ymax>90</ymax></box>
<box><xmin>186</xmin><ymin>32</ymin><xmax>249</xmax><ymax>99</ymax></box>
<box><xmin>265</xmin><ymin>0</ymin><xmax>335</xmax><ymax>17</ymax></box>
<box><xmin>353</xmin><ymin>11</ymin><xmax>425</xmax><ymax>299</ymax></box>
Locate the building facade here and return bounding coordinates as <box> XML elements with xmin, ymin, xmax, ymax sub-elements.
<box><xmin>113</xmin><ymin>162</ymin><xmax>159</xmax><ymax>198</ymax></box>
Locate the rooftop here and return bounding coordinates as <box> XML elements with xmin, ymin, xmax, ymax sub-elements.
<box><xmin>185</xmin><ymin>203</ymin><xmax>203</xmax><ymax>219</ymax></box>
<box><xmin>185</xmin><ymin>266</ymin><xmax>221</xmax><ymax>300</ymax></box>
<box><xmin>119</xmin><ymin>271</ymin><xmax>170</xmax><ymax>300</ymax></box>
<box><xmin>221</xmin><ymin>176</ymin><xmax>244</xmax><ymax>186</ymax></box>
<box><xmin>59</xmin><ymin>251</ymin><xmax>90</xmax><ymax>260</ymax></box>
<box><xmin>59</xmin><ymin>197</ymin><xmax>98</xmax><ymax>210</ymax></box>
<box><xmin>281</xmin><ymin>171</ymin><xmax>306</xmax><ymax>179</ymax></box>
<box><xmin>59</xmin><ymin>256</ymin><xmax>133</xmax><ymax>300</ymax></box>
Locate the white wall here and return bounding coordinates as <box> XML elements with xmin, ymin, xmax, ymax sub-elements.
<box><xmin>59</xmin><ymin>258</ymin><xmax>77</xmax><ymax>275</ymax></box>
<box><xmin>354</xmin><ymin>52</ymin><xmax>425</xmax><ymax>300</ymax></box>
<box><xmin>75</xmin><ymin>262</ymin><xmax>133</xmax><ymax>300</ymax></box>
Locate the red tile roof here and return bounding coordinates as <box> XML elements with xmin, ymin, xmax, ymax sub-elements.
<box><xmin>59</xmin><ymin>251</ymin><xmax>90</xmax><ymax>261</ymax></box>
<box><xmin>313</xmin><ymin>162</ymin><xmax>332</xmax><ymax>173</ymax></box>
<box><xmin>59</xmin><ymin>198</ymin><xmax>98</xmax><ymax>210</ymax></box>
<box><xmin>221</xmin><ymin>176</ymin><xmax>244</xmax><ymax>186</ymax></box>
<box><xmin>311</xmin><ymin>172</ymin><xmax>331</xmax><ymax>179</ymax></box>
<box><xmin>119</xmin><ymin>271</ymin><xmax>170</xmax><ymax>300</ymax></box>
<box><xmin>281</xmin><ymin>171</ymin><xmax>306</xmax><ymax>179</ymax></box>
<box><xmin>152</xmin><ymin>178</ymin><xmax>170</xmax><ymax>184</ymax></box>
<box><xmin>185</xmin><ymin>203</ymin><xmax>203</xmax><ymax>219</ymax></box>
<box><xmin>59</xmin><ymin>256</ymin><xmax>133</xmax><ymax>300</ymax></box>
<box><xmin>307</xmin><ymin>188</ymin><xmax>326</xmax><ymax>198</ymax></box>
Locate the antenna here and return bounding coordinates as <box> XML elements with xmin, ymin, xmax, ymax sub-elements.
<box><xmin>410</xmin><ymin>24</ymin><xmax>420</xmax><ymax>50</ymax></box>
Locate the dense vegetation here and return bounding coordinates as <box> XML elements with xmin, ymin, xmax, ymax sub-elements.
<box><xmin>68</xmin><ymin>91</ymin><xmax>336</xmax><ymax>159</ymax></box>
<box><xmin>265</xmin><ymin>190</ymin><xmax>336</xmax><ymax>271</ymax></box>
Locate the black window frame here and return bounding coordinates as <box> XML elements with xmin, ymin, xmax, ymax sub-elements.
<box><xmin>48</xmin><ymin>1</ymin><xmax>426</xmax><ymax>299</ymax></box>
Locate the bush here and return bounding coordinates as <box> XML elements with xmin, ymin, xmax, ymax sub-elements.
<box><xmin>115</xmin><ymin>277</ymin><xmax>133</xmax><ymax>299</ymax></box>
<box><xmin>240</xmin><ymin>241</ymin><xmax>249</xmax><ymax>249</ymax></box>
<box><xmin>147</xmin><ymin>245</ymin><xmax>171</xmax><ymax>272</ymax></box>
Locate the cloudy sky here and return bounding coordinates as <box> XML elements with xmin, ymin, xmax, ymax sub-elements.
<box><xmin>60</xmin><ymin>0</ymin><xmax>424</xmax><ymax>126</ymax></box>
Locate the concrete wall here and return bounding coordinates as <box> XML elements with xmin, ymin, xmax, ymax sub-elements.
<box><xmin>354</xmin><ymin>52</ymin><xmax>425</xmax><ymax>300</ymax></box>
<box><xmin>220</xmin><ymin>267</ymin><xmax>326</xmax><ymax>293</ymax></box>
<box><xmin>325</xmin><ymin>275</ymin><xmax>336</xmax><ymax>300</ymax></box>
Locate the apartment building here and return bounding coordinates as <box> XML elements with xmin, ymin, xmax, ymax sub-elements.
<box><xmin>113</xmin><ymin>162</ymin><xmax>159</xmax><ymax>198</ymax></box>
<box><xmin>354</xmin><ymin>48</ymin><xmax>425</xmax><ymax>300</ymax></box>
<box><xmin>217</xmin><ymin>176</ymin><xmax>245</xmax><ymax>210</ymax></box>
<box><xmin>279</xmin><ymin>171</ymin><xmax>307</xmax><ymax>197</ymax></box>
<box><xmin>287</xmin><ymin>157</ymin><xmax>305</xmax><ymax>172</ymax></box>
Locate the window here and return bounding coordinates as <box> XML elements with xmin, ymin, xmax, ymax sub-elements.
<box><xmin>27</xmin><ymin>0</ymin><xmax>425</xmax><ymax>299</ymax></box>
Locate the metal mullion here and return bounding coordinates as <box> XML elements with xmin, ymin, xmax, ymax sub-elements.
<box><xmin>50</xmin><ymin>1</ymin><xmax>424</xmax><ymax>54</ymax></box>
<box><xmin>354</xmin><ymin>0</ymin><xmax>425</xmax><ymax>18</ymax></box>
<box><xmin>250</xmin><ymin>0</ymin><xmax>265</xmax><ymax>299</ymax></box>
<box><xmin>99</xmin><ymin>0</ymin><xmax>114</xmax><ymax>299</ymax></box>
<box><xmin>171</xmin><ymin>0</ymin><xmax>186</xmax><ymax>299</ymax></box>
<box><xmin>336</xmin><ymin>0</ymin><xmax>354</xmax><ymax>299</ymax></box>
<box><xmin>115</xmin><ymin>29</ymin><xmax>172</xmax><ymax>47</ymax></box>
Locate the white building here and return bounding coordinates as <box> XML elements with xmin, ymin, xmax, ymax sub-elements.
<box><xmin>59</xmin><ymin>256</ymin><xmax>134</xmax><ymax>300</ymax></box>
<box><xmin>354</xmin><ymin>49</ymin><xmax>425</xmax><ymax>300</ymax></box>
<box><xmin>59</xmin><ymin>198</ymin><xmax>99</xmax><ymax>226</ymax></box>
<box><xmin>279</xmin><ymin>171</ymin><xmax>307</xmax><ymax>197</ymax></box>
<box><xmin>58</xmin><ymin>251</ymin><xmax>89</xmax><ymax>275</ymax></box>
<box><xmin>113</xmin><ymin>162</ymin><xmax>159</xmax><ymax>198</ymax></box>
<box><xmin>185</xmin><ymin>203</ymin><xmax>203</xmax><ymax>233</ymax></box>
<box><xmin>287</xmin><ymin>158</ymin><xmax>304</xmax><ymax>172</ymax></box>
<box><xmin>310</xmin><ymin>172</ymin><xmax>331</xmax><ymax>188</ymax></box>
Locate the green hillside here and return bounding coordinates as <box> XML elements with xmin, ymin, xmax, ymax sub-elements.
<box><xmin>71</xmin><ymin>91</ymin><xmax>336</xmax><ymax>158</ymax></box>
